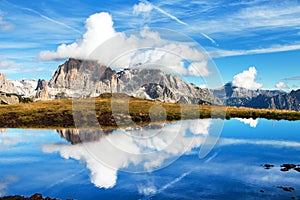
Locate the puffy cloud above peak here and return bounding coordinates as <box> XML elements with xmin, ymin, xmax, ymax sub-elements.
<box><xmin>39</xmin><ymin>12</ymin><xmax>116</xmax><ymax>61</ymax></box>
<box><xmin>275</xmin><ymin>81</ymin><xmax>288</xmax><ymax>89</ymax></box>
<box><xmin>232</xmin><ymin>66</ymin><xmax>263</xmax><ymax>89</ymax></box>
<box><xmin>39</xmin><ymin>12</ymin><xmax>213</xmax><ymax>77</ymax></box>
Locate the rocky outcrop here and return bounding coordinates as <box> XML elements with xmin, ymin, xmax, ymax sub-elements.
<box><xmin>0</xmin><ymin>92</ymin><xmax>19</xmax><ymax>104</ymax></box>
<box><xmin>35</xmin><ymin>79</ymin><xmax>49</xmax><ymax>100</ymax></box>
<box><xmin>48</xmin><ymin>59</ymin><xmax>221</xmax><ymax>105</ymax></box>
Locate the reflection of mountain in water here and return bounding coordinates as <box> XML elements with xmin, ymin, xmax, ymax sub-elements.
<box><xmin>56</xmin><ymin>124</ymin><xmax>165</xmax><ymax>144</ymax></box>
<box><xmin>56</xmin><ymin>129</ymin><xmax>112</xmax><ymax>144</ymax></box>
<box><xmin>0</xmin><ymin>128</ymin><xmax>7</xmax><ymax>134</ymax></box>
<box><xmin>44</xmin><ymin>120</ymin><xmax>216</xmax><ymax>189</ymax></box>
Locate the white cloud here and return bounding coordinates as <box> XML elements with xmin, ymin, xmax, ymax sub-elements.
<box><xmin>138</xmin><ymin>170</ymin><xmax>191</xmax><ymax>196</ymax></box>
<box><xmin>198</xmin><ymin>84</ymin><xmax>207</xmax><ymax>88</ymax></box>
<box><xmin>0</xmin><ymin>16</ymin><xmax>13</xmax><ymax>31</ymax></box>
<box><xmin>275</xmin><ymin>81</ymin><xmax>288</xmax><ymax>89</ymax></box>
<box><xmin>209</xmin><ymin>44</ymin><xmax>300</xmax><ymax>58</ymax></box>
<box><xmin>132</xmin><ymin>1</ymin><xmax>217</xmax><ymax>45</ymax></box>
<box><xmin>39</xmin><ymin>12</ymin><xmax>212</xmax><ymax>77</ymax></box>
<box><xmin>232</xmin><ymin>66</ymin><xmax>263</xmax><ymax>89</ymax></box>
<box><xmin>0</xmin><ymin>175</ymin><xmax>18</xmax><ymax>196</ymax></box>
<box><xmin>133</xmin><ymin>1</ymin><xmax>187</xmax><ymax>26</ymax></box>
<box><xmin>43</xmin><ymin>120</ymin><xmax>214</xmax><ymax>188</ymax></box>
<box><xmin>219</xmin><ymin>138</ymin><xmax>300</xmax><ymax>148</ymax></box>
<box><xmin>0</xmin><ymin>59</ymin><xmax>16</xmax><ymax>68</ymax></box>
<box><xmin>133</xmin><ymin>2</ymin><xmax>153</xmax><ymax>15</ymax></box>
<box><xmin>189</xmin><ymin>119</ymin><xmax>212</xmax><ymax>135</ymax></box>
<box><xmin>187</xmin><ymin>61</ymin><xmax>210</xmax><ymax>76</ymax></box>
<box><xmin>138</xmin><ymin>184</ymin><xmax>157</xmax><ymax>196</ymax></box>
<box><xmin>39</xmin><ymin>12</ymin><xmax>117</xmax><ymax>61</ymax></box>
<box><xmin>236</xmin><ymin>118</ymin><xmax>258</xmax><ymax>128</ymax></box>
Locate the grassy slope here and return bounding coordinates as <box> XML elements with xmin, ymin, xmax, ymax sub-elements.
<box><xmin>0</xmin><ymin>94</ymin><xmax>299</xmax><ymax>128</ymax></box>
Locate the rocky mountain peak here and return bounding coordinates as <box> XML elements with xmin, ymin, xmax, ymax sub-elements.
<box><xmin>35</xmin><ymin>79</ymin><xmax>49</xmax><ymax>100</ymax></box>
<box><xmin>0</xmin><ymin>73</ymin><xmax>6</xmax><ymax>83</ymax></box>
<box><xmin>46</xmin><ymin>58</ymin><xmax>221</xmax><ymax>104</ymax></box>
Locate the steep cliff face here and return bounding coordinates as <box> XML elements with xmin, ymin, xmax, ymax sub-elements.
<box><xmin>48</xmin><ymin>58</ymin><xmax>117</xmax><ymax>97</ymax></box>
<box><xmin>35</xmin><ymin>79</ymin><xmax>49</xmax><ymax>100</ymax></box>
<box><xmin>48</xmin><ymin>59</ymin><xmax>221</xmax><ymax>105</ymax></box>
<box><xmin>245</xmin><ymin>90</ymin><xmax>300</xmax><ymax>111</ymax></box>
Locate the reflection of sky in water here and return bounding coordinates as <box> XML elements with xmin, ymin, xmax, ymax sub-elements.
<box><xmin>0</xmin><ymin>119</ymin><xmax>300</xmax><ymax>199</ymax></box>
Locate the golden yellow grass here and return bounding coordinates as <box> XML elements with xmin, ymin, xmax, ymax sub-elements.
<box><xmin>0</xmin><ymin>94</ymin><xmax>299</xmax><ymax>129</ymax></box>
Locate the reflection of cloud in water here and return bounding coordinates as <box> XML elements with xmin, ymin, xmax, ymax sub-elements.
<box><xmin>0</xmin><ymin>130</ymin><xmax>55</xmax><ymax>151</ymax></box>
<box><xmin>42</xmin><ymin>119</ymin><xmax>213</xmax><ymax>188</ymax></box>
<box><xmin>138</xmin><ymin>170</ymin><xmax>192</xmax><ymax>196</ymax></box>
<box><xmin>193</xmin><ymin>162</ymin><xmax>300</xmax><ymax>190</ymax></box>
<box><xmin>236</xmin><ymin>118</ymin><xmax>258</xmax><ymax>128</ymax></box>
<box><xmin>219</xmin><ymin>138</ymin><xmax>300</xmax><ymax>148</ymax></box>
<box><xmin>0</xmin><ymin>175</ymin><xmax>18</xmax><ymax>196</ymax></box>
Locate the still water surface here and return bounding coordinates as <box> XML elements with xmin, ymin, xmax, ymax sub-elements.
<box><xmin>0</xmin><ymin>118</ymin><xmax>299</xmax><ymax>199</ymax></box>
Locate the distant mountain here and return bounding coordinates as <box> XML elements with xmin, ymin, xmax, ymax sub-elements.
<box><xmin>212</xmin><ymin>82</ymin><xmax>300</xmax><ymax>111</ymax></box>
<box><xmin>1</xmin><ymin>59</ymin><xmax>299</xmax><ymax>111</ymax></box>
<box><xmin>0</xmin><ymin>73</ymin><xmax>36</xmax><ymax>104</ymax></box>
<box><xmin>0</xmin><ymin>73</ymin><xmax>37</xmax><ymax>97</ymax></box>
<box><xmin>38</xmin><ymin>58</ymin><xmax>221</xmax><ymax>105</ymax></box>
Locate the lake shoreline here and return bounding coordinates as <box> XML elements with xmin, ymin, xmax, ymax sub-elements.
<box><xmin>0</xmin><ymin>96</ymin><xmax>299</xmax><ymax>129</ymax></box>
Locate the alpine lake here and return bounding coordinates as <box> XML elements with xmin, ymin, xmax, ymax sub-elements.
<box><xmin>0</xmin><ymin>118</ymin><xmax>300</xmax><ymax>199</ymax></box>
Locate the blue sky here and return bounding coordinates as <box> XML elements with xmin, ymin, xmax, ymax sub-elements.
<box><xmin>0</xmin><ymin>0</ymin><xmax>299</xmax><ymax>90</ymax></box>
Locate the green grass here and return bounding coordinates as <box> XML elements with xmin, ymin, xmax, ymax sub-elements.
<box><xmin>0</xmin><ymin>93</ymin><xmax>299</xmax><ymax>129</ymax></box>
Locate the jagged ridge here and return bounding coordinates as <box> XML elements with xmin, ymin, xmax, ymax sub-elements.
<box><xmin>38</xmin><ymin>58</ymin><xmax>221</xmax><ymax>105</ymax></box>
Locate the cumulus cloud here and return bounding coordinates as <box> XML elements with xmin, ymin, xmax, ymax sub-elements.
<box><xmin>275</xmin><ymin>81</ymin><xmax>288</xmax><ymax>89</ymax></box>
<box><xmin>232</xmin><ymin>66</ymin><xmax>263</xmax><ymax>89</ymax></box>
<box><xmin>39</xmin><ymin>12</ymin><xmax>116</xmax><ymax>61</ymax></box>
<box><xmin>43</xmin><ymin>120</ymin><xmax>214</xmax><ymax>188</ymax></box>
<box><xmin>187</xmin><ymin>61</ymin><xmax>211</xmax><ymax>76</ymax></box>
<box><xmin>236</xmin><ymin>118</ymin><xmax>258</xmax><ymax>128</ymax></box>
<box><xmin>39</xmin><ymin>12</ymin><xmax>211</xmax><ymax>76</ymax></box>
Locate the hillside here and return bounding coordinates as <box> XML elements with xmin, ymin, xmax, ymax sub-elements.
<box><xmin>0</xmin><ymin>94</ymin><xmax>299</xmax><ymax>129</ymax></box>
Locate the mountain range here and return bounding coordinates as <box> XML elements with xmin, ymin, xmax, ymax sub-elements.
<box><xmin>0</xmin><ymin>58</ymin><xmax>299</xmax><ymax>111</ymax></box>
